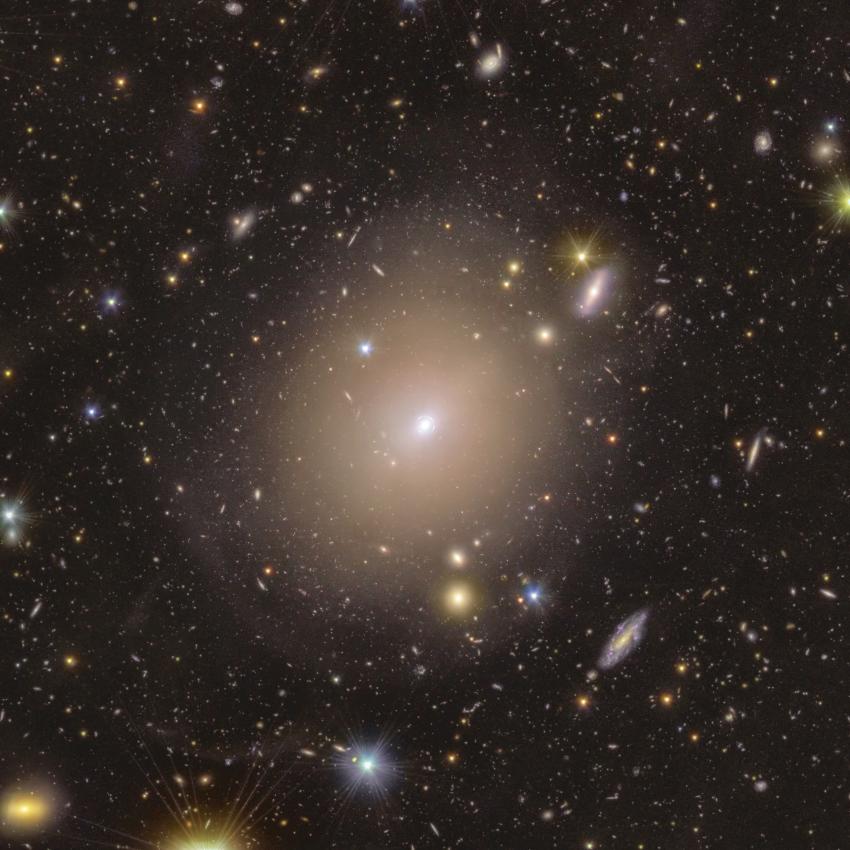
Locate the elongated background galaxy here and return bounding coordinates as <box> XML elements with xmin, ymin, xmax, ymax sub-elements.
<box><xmin>0</xmin><ymin>2</ymin><xmax>847</xmax><ymax>849</ymax></box>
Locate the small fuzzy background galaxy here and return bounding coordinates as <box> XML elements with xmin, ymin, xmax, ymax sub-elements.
<box><xmin>0</xmin><ymin>2</ymin><xmax>847</xmax><ymax>849</ymax></box>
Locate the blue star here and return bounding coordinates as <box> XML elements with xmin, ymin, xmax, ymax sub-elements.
<box><xmin>524</xmin><ymin>585</ymin><xmax>542</xmax><ymax>604</ymax></box>
<box><xmin>101</xmin><ymin>292</ymin><xmax>121</xmax><ymax>313</ymax></box>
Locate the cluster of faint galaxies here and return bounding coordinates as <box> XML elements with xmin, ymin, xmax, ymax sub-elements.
<box><xmin>0</xmin><ymin>181</ymin><xmax>838</xmax><ymax>845</ymax></box>
<box><xmin>0</xmin><ymin>608</ymin><xmax>660</xmax><ymax>847</ymax></box>
<box><xmin>0</xmin><ymin>0</ymin><xmax>846</xmax><ymax>847</ymax></box>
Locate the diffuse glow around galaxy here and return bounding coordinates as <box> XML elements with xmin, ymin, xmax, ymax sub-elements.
<box><xmin>3</xmin><ymin>1</ymin><xmax>844</xmax><ymax>846</ymax></box>
<box><xmin>182</xmin><ymin>223</ymin><xmax>578</xmax><ymax>632</ymax></box>
<box><xmin>277</xmin><ymin>300</ymin><xmax>553</xmax><ymax>543</ymax></box>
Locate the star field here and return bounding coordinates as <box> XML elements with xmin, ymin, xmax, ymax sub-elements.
<box><xmin>0</xmin><ymin>2</ymin><xmax>848</xmax><ymax>849</ymax></box>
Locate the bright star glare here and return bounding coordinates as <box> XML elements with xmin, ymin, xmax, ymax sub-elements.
<box><xmin>173</xmin><ymin>839</ymin><xmax>232</xmax><ymax>850</ymax></box>
<box><xmin>524</xmin><ymin>585</ymin><xmax>542</xmax><ymax>603</ymax></box>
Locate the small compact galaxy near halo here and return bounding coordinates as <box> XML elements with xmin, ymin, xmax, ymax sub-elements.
<box><xmin>0</xmin><ymin>2</ymin><xmax>841</xmax><ymax>848</ymax></box>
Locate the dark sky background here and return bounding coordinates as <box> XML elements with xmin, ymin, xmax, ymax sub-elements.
<box><xmin>0</xmin><ymin>1</ymin><xmax>847</xmax><ymax>848</ymax></box>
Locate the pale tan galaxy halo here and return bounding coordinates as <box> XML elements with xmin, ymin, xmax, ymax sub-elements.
<box><xmin>266</xmin><ymin>289</ymin><xmax>558</xmax><ymax>567</ymax></box>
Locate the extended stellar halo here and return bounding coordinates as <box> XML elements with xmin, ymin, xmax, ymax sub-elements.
<box><xmin>180</xmin><ymin>219</ymin><xmax>564</xmax><ymax>653</ymax></box>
